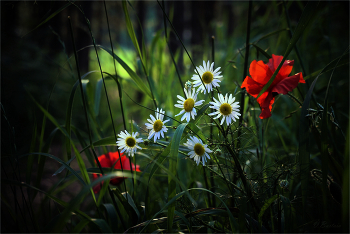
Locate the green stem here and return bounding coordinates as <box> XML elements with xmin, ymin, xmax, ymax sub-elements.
<box><xmin>103</xmin><ymin>0</ymin><xmax>129</xmax><ymax>200</ymax></box>
<box><xmin>157</xmin><ymin>0</ymin><xmax>210</xmax><ymax>96</ymax></box>
<box><xmin>238</xmin><ymin>0</ymin><xmax>253</xmax><ymax>150</ymax></box>
<box><xmin>68</xmin><ymin>14</ymin><xmax>126</xmax><ymax>230</ymax></box>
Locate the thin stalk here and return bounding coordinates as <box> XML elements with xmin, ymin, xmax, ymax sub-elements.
<box><xmin>283</xmin><ymin>0</ymin><xmax>306</xmax><ymax>99</ymax></box>
<box><xmin>162</xmin><ymin>0</ymin><xmax>185</xmax><ymax>96</ymax></box>
<box><xmin>104</xmin><ymin>1</ymin><xmax>126</xmax><ymax>131</ymax></box>
<box><xmin>2</xmin><ymin>105</ymin><xmax>36</xmax><ymax>231</ymax></box>
<box><xmin>103</xmin><ymin>0</ymin><xmax>129</xmax><ymax>199</ymax></box>
<box><xmin>68</xmin><ymin>15</ymin><xmax>126</xmax><ymax>230</ymax></box>
<box><xmin>238</xmin><ymin>0</ymin><xmax>252</xmax><ymax>150</ymax></box>
<box><xmin>202</xmin><ymin>167</ymin><xmax>212</xmax><ymax>207</ymax></box>
<box><xmin>157</xmin><ymin>0</ymin><xmax>210</xmax><ymax>96</ymax></box>
<box><xmin>124</xmin><ymin>0</ymin><xmax>157</xmax><ymax>109</ymax></box>
<box><xmin>1</xmin><ymin>164</ymin><xmax>29</xmax><ymax>232</ymax></box>
<box><xmin>210</xmin><ymin>35</ymin><xmax>216</xmax><ymax>208</ymax></box>
<box><xmin>225</xmin><ymin>145</ymin><xmax>259</xmax><ymax>216</ymax></box>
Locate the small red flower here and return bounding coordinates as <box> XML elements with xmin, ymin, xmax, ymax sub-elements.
<box><xmin>241</xmin><ymin>54</ymin><xmax>305</xmax><ymax>119</ymax></box>
<box><xmin>92</xmin><ymin>151</ymin><xmax>141</xmax><ymax>193</ymax></box>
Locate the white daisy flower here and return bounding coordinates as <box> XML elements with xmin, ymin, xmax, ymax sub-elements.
<box><xmin>192</xmin><ymin>60</ymin><xmax>223</xmax><ymax>94</ymax></box>
<box><xmin>208</xmin><ymin>93</ymin><xmax>241</xmax><ymax>126</ymax></box>
<box><xmin>145</xmin><ymin>108</ymin><xmax>170</xmax><ymax>142</ymax></box>
<box><xmin>184</xmin><ymin>136</ymin><xmax>212</xmax><ymax>166</ymax></box>
<box><xmin>116</xmin><ymin>130</ymin><xmax>143</xmax><ymax>157</ymax></box>
<box><xmin>174</xmin><ymin>88</ymin><xmax>205</xmax><ymax>122</ymax></box>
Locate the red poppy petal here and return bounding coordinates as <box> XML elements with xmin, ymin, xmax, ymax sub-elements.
<box><xmin>257</xmin><ymin>92</ymin><xmax>275</xmax><ymax>119</ymax></box>
<box><xmin>278</xmin><ymin>60</ymin><xmax>294</xmax><ymax>78</ymax></box>
<box><xmin>249</xmin><ymin>60</ymin><xmax>271</xmax><ymax>84</ymax></box>
<box><xmin>96</xmin><ymin>154</ymin><xmax>113</xmax><ymax>167</ymax></box>
<box><xmin>267</xmin><ymin>55</ymin><xmax>283</xmax><ymax>71</ymax></box>
<box><xmin>298</xmin><ymin>72</ymin><xmax>305</xmax><ymax>83</ymax></box>
<box><xmin>272</xmin><ymin>73</ymin><xmax>303</xmax><ymax>95</ymax></box>
<box><xmin>241</xmin><ymin>76</ymin><xmax>264</xmax><ymax>98</ymax></box>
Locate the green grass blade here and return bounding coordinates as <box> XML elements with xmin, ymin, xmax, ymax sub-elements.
<box><xmin>254</xmin><ymin>28</ymin><xmax>290</xmax><ymax>43</ymax></box>
<box><xmin>22</xmin><ymin>1</ymin><xmax>74</xmax><ymax>37</ymax></box>
<box><xmin>26</xmin><ymin>119</ymin><xmax>37</xmax><ymax>185</ymax></box>
<box><xmin>303</xmin><ymin>51</ymin><xmax>349</xmax><ymax>81</ymax></box>
<box><xmin>299</xmin><ymin>48</ymin><xmax>348</xmax><ymax>219</ymax></box>
<box><xmin>280</xmin><ymin>195</ymin><xmax>292</xmax><ymax>232</ymax></box>
<box><xmin>52</xmin><ymin>156</ymin><xmax>76</xmax><ymax>176</ymax></box>
<box><xmin>65</xmin><ymin>80</ymin><xmax>79</xmax><ymax>163</ymax></box>
<box><xmin>122</xmin><ymin>0</ymin><xmax>145</xmax><ymax>71</ymax></box>
<box><xmin>250</xmin><ymin>44</ymin><xmax>272</xmax><ymax>59</ymax></box>
<box><xmin>51</xmin><ymin>171</ymin><xmax>143</xmax><ymax>232</ymax></box>
<box><xmin>28</xmin><ymin>93</ymin><xmax>95</xmax><ymax>201</ymax></box>
<box><xmin>123</xmin><ymin>192</ymin><xmax>140</xmax><ymax>219</ymax></box>
<box><xmin>2</xmin><ymin>179</ymin><xmax>91</xmax><ymax>220</ymax></box>
<box><xmin>257</xmin><ymin>1</ymin><xmax>319</xmax><ymax>99</ymax></box>
<box><xmin>101</xmin><ymin>204</ymin><xmax>119</xmax><ymax>232</ymax></box>
<box><xmin>94</xmin><ymin>78</ymin><xmax>103</xmax><ymax>117</ymax></box>
<box><xmin>97</xmin><ymin>45</ymin><xmax>153</xmax><ymax>99</ymax></box>
<box><xmin>71</xmin><ymin>219</ymin><xmax>90</xmax><ymax>233</ymax></box>
<box><xmin>258</xmin><ymin>194</ymin><xmax>279</xmax><ymax>229</ymax></box>
<box><xmin>112</xmin><ymin>188</ymin><xmax>139</xmax><ymax>224</ymax></box>
<box><xmin>140</xmin><ymin>188</ymin><xmax>238</xmax><ymax>233</ymax></box>
<box><xmin>167</xmin><ymin>123</ymin><xmax>187</xmax><ymax>232</ymax></box>
<box><xmin>20</xmin><ymin>152</ymin><xmax>86</xmax><ymax>185</ymax></box>
<box><xmin>90</xmin><ymin>219</ymin><xmax>113</xmax><ymax>233</ymax></box>
<box><xmin>71</xmin><ymin>125</ymin><xmax>95</xmax><ymax>167</ymax></box>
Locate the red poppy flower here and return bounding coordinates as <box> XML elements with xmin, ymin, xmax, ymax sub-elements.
<box><xmin>92</xmin><ymin>151</ymin><xmax>141</xmax><ymax>193</ymax></box>
<box><xmin>241</xmin><ymin>54</ymin><xmax>305</xmax><ymax>119</ymax></box>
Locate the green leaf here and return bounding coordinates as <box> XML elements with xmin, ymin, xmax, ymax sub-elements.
<box><xmin>280</xmin><ymin>195</ymin><xmax>292</xmax><ymax>232</ymax></box>
<box><xmin>22</xmin><ymin>1</ymin><xmax>74</xmax><ymax>37</ymax></box>
<box><xmin>257</xmin><ymin>1</ymin><xmax>319</xmax><ymax>98</ymax></box>
<box><xmin>51</xmin><ymin>171</ymin><xmax>143</xmax><ymax>232</ymax></box>
<box><xmin>122</xmin><ymin>0</ymin><xmax>145</xmax><ymax>71</ymax></box>
<box><xmin>94</xmin><ymin>78</ymin><xmax>103</xmax><ymax>117</ymax></box>
<box><xmin>123</xmin><ymin>192</ymin><xmax>140</xmax><ymax>219</ymax></box>
<box><xmin>303</xmin><ymin>52</ymin><xmax>349</xmax><ymax>80</ymax></box>
<box><xmin>167</xmin><ymin>123</ymin><xmax>187</xmax><ymax>232</ymax></box>
<box><xmin>299</xmin><ymin>48</ymin><xmax>348</xmax><ymax>218</ymax></box>
<box><xmin>139</xmin><ymin>188</ymin><xmax>238</xmax><ymax>233</ymax></box>
<box><xmin>71</xmin><ymin>219</ymin><xmax>90</xmax><ymax>233</ymax></box>
<box><xmin>65</xmin><ymin>81</ymin><xmax>79</xmax><ymax>163</ymax></box>
<box><xmin>80</xmin><ymin>136</ymin><xmax>115</xmax><ymax>153</ymax></box>
<box><xmin>112</xmin><ymin>188</ymin><xmax>139</xmax><ymax>225</ymax></box>
<box><xmin>28</xmin><ymin>93</ymin><xmax>95</xmax><ymax>202</ymax></box>
<box><xmin>101</xmin><ymin>204</ymin><xmax>119</xmax><ymax>232</ymax></box>
<box><xmin>90</xmin><ymin>219</ymin><xmax>113</xmax><ymax>233</ymax></box>
<box><xmin>97</xmin><ymin>45</ymin><xmax>152</xmax><ymax>99</ymax></box>
<box><xmin>250</xmin><ymin>44</ymin><xmax>272</xmax><ymax>59</ymax></box>
<box><xmin>258</xmin><ymin>194</ymin><xmax>279</xmax><ymax>227</ymax></box>
<box><xmin>20</xmin><ymin>152</ymin><xmax>86</xmax><ymax>185</ymax></box>
<box><xmin>2</xmin><ymin>179</ymin><xmax>91</xmax><ymax>221</ymax></box>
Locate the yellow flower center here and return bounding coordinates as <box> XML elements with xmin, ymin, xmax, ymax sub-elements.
<box><xmin>153</xmin><ymin>119</ymin><xmax>163</xmax><ymax>132</ymax></box>
<box><xmin>219</xmin><ymin>103</ymin><xmax>232</xmax><ymax>116</ymax></box>
<box><xmin>125</xmin><ymin>137</ymin><xmax>136</xmax><ymax>147</ymax></box>
<box><xmin>194</xmin><ymin>143</ymin><xmax>205</xmax><ymax>156</ymax></box>
<box><xmin>202</xmin><ymin>71</ymin><xmax>214</xmax><ymax>84</ymax></box>
<box><xmin>183</xmin><ymin>98</ymin><xmax>195</xmax><ymax>112</ymax></box>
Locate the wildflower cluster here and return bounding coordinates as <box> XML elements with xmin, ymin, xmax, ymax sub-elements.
<box><xmin>115</xmin><ymin>60</ymin><xmax>240</xmax><ymax>167</ymax></box>
<box><xmin>93</xmin><ymin>56</ymin><xmax>305</xmax><ymax>189</ymax></box>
